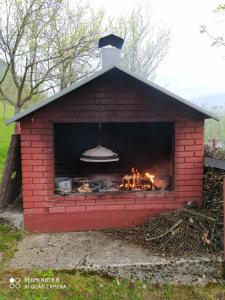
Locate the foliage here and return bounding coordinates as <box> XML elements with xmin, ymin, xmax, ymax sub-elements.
<box><xmin>217</xmin><ymin>4</ymin><xmax>225</xmax><ymax>11</ymax></box>
<box><xmin>0</xmin><ymin>0</ymin><xmax>104</xmax><ymax>112</ymax></box>
<box><xmin>0</xmin><ymin>60</ymin><xmax>17</xmax><ymax>104</ymax></box>
<box><xmin>200</xmin><ymin>3</ymin><xmax>225</xmax><ymax>47</ymax></box>
<box><xmin>50</xmin><ymin>1</ymin><xmax>104</xmax><ymax>90</ymax></box>
<box><xmin>0</xmin><ymin>0</ymin><xmax>171</xmax><ymax>113</ymax></box>
<box><xmin>107</xmin><ymin>3</ymin><xmax>170</xmax><ymax>79</ymax></box>
<box><xmin>205</xmin><ymin>109</ymin><xmax>225</xmax><ymax>143</ymax></box>
<box><xmin>0</xmin><ymin>103</ymin><xmax>14</xmax><ymax>181</ymax></box>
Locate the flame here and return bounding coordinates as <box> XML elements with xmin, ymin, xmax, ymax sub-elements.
<box><xmin>145</xmin><ymin>172</ymin><xmax>155</xmax><ymax>183</ymax></box>
<box><xmin>120</xmin><ymin>168</ymin><xmax>155</xmax><ymax>190</ymax></box>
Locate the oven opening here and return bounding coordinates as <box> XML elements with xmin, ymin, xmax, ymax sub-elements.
<box><xmin>54</xmin><ymin>122</ymin><xmax>174</xmax><ymax>194</ymax></box>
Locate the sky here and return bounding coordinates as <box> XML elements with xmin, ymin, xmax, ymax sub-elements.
<box><xmin>89</xmin><ymin>0</ymin><xmax>225</xmax><ymax>105</ymax></box>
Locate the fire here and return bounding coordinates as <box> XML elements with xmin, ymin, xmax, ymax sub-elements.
<box><xmin>145</xmin><ymin>172</ymin><xmax>155</xmax><ymax>183</ymax></box>
<box><xmin>120</xmin><ymin>168</ymin><xmax>157</xmax><ymax>191</ymax></box>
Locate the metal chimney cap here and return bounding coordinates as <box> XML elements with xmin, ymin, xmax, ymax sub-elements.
<box><xmin>80</xmin><ymin>146</ymin><xmax>119</xmax><ymax>162</ymax></box>
<box><xmin>98</xmin><ymin>34</ymin><xmax>124</xmax><ymax>49</ymax></box>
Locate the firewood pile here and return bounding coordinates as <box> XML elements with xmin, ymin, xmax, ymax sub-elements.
<box><xmin>103</xmin><ymin>205</ymin><xmax>223</xmax><ymax>257</ymax></box>
<box><xmin>103</xmin><ymin>147</ymin><xmax>225</xmax><ymax>257</ymax></box>
<box><xmin>204</xmin><ymin>145</ymin><xmax>225</xmax><ymax>211</ymax></box>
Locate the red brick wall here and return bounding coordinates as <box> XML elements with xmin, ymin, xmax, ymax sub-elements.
<box><xmin>20</xmin><ymin>69</ymin><xmax>205</xmax><ymax>232</ymax></box>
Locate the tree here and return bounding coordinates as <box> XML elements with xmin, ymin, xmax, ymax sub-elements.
<box><xmin>0</xmin><ymin>58</ymin><xmax>17</xmax><ymax>115</ymax></box>
<box><xmin>0</xmin><ymin>0</ymin><xmax>170</xmax><ymax>115</ymax></box>
<box><xmin>205</xmin><ymin>107</ymin><xmax>225</xmax><ymax>143</ymax></box>
<box><xmin>200</xmin><ymin>4</ymin><xmax>225</xmax><ymax>47</ymax></box>
<box><xmin>52</xmin><ymin>2</ymin><xmax>170</xmax><ymax>88</ymax></box>
<box><xmin>51</xmin><ymin>4</ymin><xmax>170</xmax><ymax>89</ymax></box>
<box><xmin>49</xmin><ymin>2</ymin><xmax>104</xmax><ymax>91</ymax></box>
<box><xmin>0</xmin><ymin>0</ymin><xmax>104</xmax><ymax>113</ymax></box>
<box><xmin>106</xmin><ymin>3</ymin><xmax>171</xmax><ymax>79</ymax></box>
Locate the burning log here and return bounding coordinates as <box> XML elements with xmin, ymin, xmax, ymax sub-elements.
<box><xmin>120</xmin><ymin>168</ymin><xmax>159</xmax><ymax>191</ymax></box>
<box><xmin>73</xmin><ymin>169</ymin><xmax>163</xmax><ymax>193</ymax></box>
<box><xmin>145</xmin><ymin>172</ymin><xmax>154</xmax><ymax>183</ymax></box>
<box><xmin>122</xmin><ymin>174</ymin><xmax>134</xmax><ymax>189</ymax></box>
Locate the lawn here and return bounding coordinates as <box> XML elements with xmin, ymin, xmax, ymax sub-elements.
<box><xmin>0</xmin><ymin>103</ymin><xmax>14</xmax><ymax>180</ymax></box>
<box><xmin>1</xmin><ymin>269</ymin><xmax>225</xmax><ymax>300</ymax></box>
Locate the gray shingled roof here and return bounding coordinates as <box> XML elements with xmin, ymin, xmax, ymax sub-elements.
<box><xmin>5</xmin><ymin>65</ymin><xmax>219</xmax><ymax>125</ymax></box>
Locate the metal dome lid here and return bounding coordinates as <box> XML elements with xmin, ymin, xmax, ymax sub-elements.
<box><xmin>80</xmin><ymin>146</ymin><xmax>119</xmax><ymax>162</ymax></box>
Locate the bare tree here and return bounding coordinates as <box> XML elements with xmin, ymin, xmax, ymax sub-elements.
<box><xmin>106</xmin><ymin>3</ymin><xmax>171</xmax><ymax>79</ymax></box>
<box><xmin>200</xmin><ymin>4</ymin><xmax>225</xmax><ymax>48</ymax></box>
<box><xmin>0</xmin><ymin>0</ymin><xmax>104</xmax><ymax>112</ymax></box>
<box><xmin>50</xmin><ymin>2</ymin><xmax>104</xmax><ymax>90</ymax></box>
<box><xmin>0</xmin><ymin>0</ymin><xmax>170</xmax><ymax>115</ymax></box>
<box><xmin>50</xmin><ymin>2</ymin><xmax>170</xmax><ymax>88</ymax></box>
<box><xmin>200</xmin><ymin>25</ymin><xmax>225</xmax><ymax>47</ymax></box>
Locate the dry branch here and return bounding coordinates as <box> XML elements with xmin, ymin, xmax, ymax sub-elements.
<box><xmin>146</xmin><ymin>219</ymin><xmax>183</xmax><ymax>241</ymax></box>
<box><xmin>181</xmin><ymin>208</ymin><xmax>223</xmax><ymax>225</ymax></box>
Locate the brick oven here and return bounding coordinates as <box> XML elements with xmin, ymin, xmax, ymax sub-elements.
<box><xmin>6</xmin><ymin>35</ymin><xmax>218</xmax><ymax>232</ymax></box>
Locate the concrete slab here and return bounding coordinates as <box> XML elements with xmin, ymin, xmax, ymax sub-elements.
<box><xmin>9</xmin><ymin>231</ymin><xmax>161</xmax><ymax>269</ymax></box>
<box><xmin>8</xmin><ymin>231</ymin><xmax>223</xmax><ymax>284</ymax></box>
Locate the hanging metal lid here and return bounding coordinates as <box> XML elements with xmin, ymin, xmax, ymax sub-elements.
<box><xmin>80</xmin><ymin>146</ymin><xmax>119</xmax><ymax>163</ymax></box>
<box><xmin>80</xmin><ymin>63</ymin><xmax>120</xmax><ymax>163</ymax></box>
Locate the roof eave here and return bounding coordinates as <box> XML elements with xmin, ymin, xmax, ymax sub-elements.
<box><xmin>5</xmin><ymin>65</ymin><xmax>114</xmax><ymax>125</ymax></box>
<box><xmin>5</xmin><ymin>64</ymin><xmax>220</xmax><ymax>124</ymax></box>
<box><xmin>116</xmin><ymin>66</ymin><xmax>220</xmax><ymax>121</ymax></box>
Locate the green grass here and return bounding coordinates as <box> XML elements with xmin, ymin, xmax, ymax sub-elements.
<box><xmin>0</xmin><ymin>103</ymin><xmax>14</xmax><ymax>180</ymax></box>
<box><xmin>0</xmin><ymin>268</ymin><xmax>225</xmax><ymax>300</ymax></box>
<box><xmin>0</xmin><ymin>223</ymin><xmax>23</xmax><ymax>269</ymax></box>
